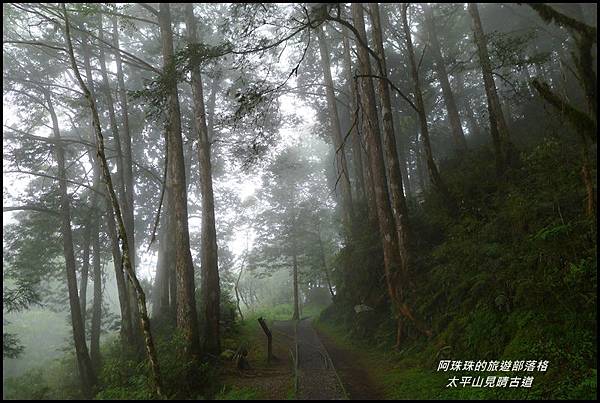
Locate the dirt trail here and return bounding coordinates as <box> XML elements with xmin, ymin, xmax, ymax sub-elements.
<box><xmin>275</xmin><ymin>318</ymin><xmax>386</xmax><ymax>400</ymax></box>
<box><xmin>315</xmin><ymin>325</ymin><xmax>387</xmax><ymax>400</ymax></box>
<box><xmin>295</xmin><ymin>318</ymin><xmax>346</xmax><ymax>400</ymax></box>
<box><xmin>224</xmin><ymin>318</ymin><xmax>382</xmax><ymax>400</ymax></box>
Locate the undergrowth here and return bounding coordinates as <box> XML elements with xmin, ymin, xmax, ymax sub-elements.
<box><xmin>319</xmin><ymin>136</ymin><xmax>597</xmax><ymax>400</ymax></box>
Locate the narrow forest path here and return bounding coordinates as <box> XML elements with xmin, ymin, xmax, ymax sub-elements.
<box><xmin>222</xmin><ymin>317</ymin><xmax>384</xmax><ymax>400</ymax></box>
<box><xmin>294</xmin><ymin>318</ymin><xmax>347</xmax><ymax>400</ymax></box>
<box><xmin>314</xmin><ymin>324</ymin><xmax>387</xmax><ymax>400</ymax></box>
<box><xmin>273</xmin><ymin>317</ymin><xmax>385</xmax><ymax>400</ymax></box>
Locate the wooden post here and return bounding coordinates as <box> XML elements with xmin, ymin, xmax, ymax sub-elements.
<box><xmin>257</xmin><ymin>317</ymin><xmax>273</xmax><ymax>363</ymax></box>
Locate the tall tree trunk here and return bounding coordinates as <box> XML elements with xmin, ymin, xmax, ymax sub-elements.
<box><xmin>468</xmin><ymin>3</ymin><xmax>514</xmax><ymax>174</ymax></box>
<box><xmin>62</xmin><ymin>5</ymin><xmax>163</xmax><ymax>397</ymax></box>
<box><xmin>111</xmin><ymin>15</ymin><xmax>141</xmax><ymax>348</ymax></box>
<box><xmin>81</xmin><ymin>33</ymin><xmax>104</xmax><ymax>357</ymax></box>
<box><xmin>234</xmin><ymin>250</ymin><xmax>246</xmax><ymax>322</ymax></box>
<box><xmin>159</xmin><ymin>2</ymin><xmax>201</xmax><ymax>360</ymax></box>
<box><xmin>44</xmin><ymin>88</ymin><xmax>96</xmax><ymax>398</ymax></box>
<box><xmin>105</xmin><ymin>194</ymin><xmax>133</xmax><ymax>343</ymax></box>
<box><xmin>316</xmin><ymin>220</ymin><xmax>335</xmax><ymax>298</ymax></box>
<box><xmin>351</xmin><ymin>3</ymin><xmax>429</xmax><ymax>346</ymax></box>
<box><xmin>363</xmin><ymin>149</ymin><xmax>379</xmax><ymax>223</ymax></box>
<box><xmin>424</xmin><ymin>3</ymin><xmax>468</xmax><ymax>153</ymax></box>
<box><xmin>112</xmin><ymin>15</ymin><xmax>136</xmax><ymax>271</ymax></box>
<box><xmin>206</xmin><ymin>71</ymin><xmax>221</xmax><ymax>142</ymax></box>
<box><xmin>342</xmin><ymin>29</ymin><xmax>366</xmax><ymax>204</ymax></box>
<box><xmin>369</xmin><ymin>3</ymin><xmax>412</xmax><ymax>265</ymax></box>
<box><xmin>317</xmin><ymin>26</ymin><xmax>355</xmax><ymax>231</ymax></box>
<box><xmin>79</xmin><ymin>215</ymin><xmax>92</xmax><ymax>335</ymax></box>
<box><xmin>455</xmin><ymin>72</ymin><xmax>482</xmax><ymax>139</ymax></box>
<box><xmin>184</xmin><ymin>3</ymin><xmax>220</xmax><ymax>356</ymax></box>
<box><xmin>412</xmin><ymin>119</ymin><xmax>426</xmax><ymax>194</ymax></box>
<box><xmin>392</xmin><ymin>108</ymin><xmax>412</xmax><ymax>196</ymax></box>
<box><xmin>401</xmin><ymin>4</ymin><xmax>455</xmax><ymax>211</ymax></box>
<box><xmin>90</xmin><ymin>215</ymin><xmax>102</xmax><ymax>369</ymax></box>
<box><xmin>464</xmin><ymin>98</ymin><xmax>481</xmax><ymax>140</ymax></box>
<box><xmin>87</xmin><ymin>21</ymin><xmax>137</xmax><ymax>348</ymax></box>
<box><xmin>152</xmin><ymin>205</ymin><xmax>174</xmax><ymax>323</ymax></box>
<box><xmin>291</xmin><ymin>239</ymin><xmax>300</xmax><ymax>321</ymax></box>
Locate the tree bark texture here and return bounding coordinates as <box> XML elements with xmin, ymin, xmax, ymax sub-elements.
<box><xmin>352</xmin><ymin>3</ymin><xmax>419</xmax><ymax>346</ymax></box>
<box><xmin>468</xmin><ymin>3</ymin><xmax>513</xmax><ymax>174</ymax></box>
<box><xmin>317</xmin><ymin>26</ymin><xmax>355</xmax><ymax>231</ymax></box>
<box><xmin>369</xmin><ymin>3</ymin><xmax>412</xmax><ymax>266</ymax></box>
<box><xmin>159</xmin><ymin>2</ymin><xmax>201</xmax><ymax>360</ymax></box>
<box><xmin>423</xmin><ymin>3</ymin><xmax>468</xmax><ymax>152</ymax></box>
<box><xmin>184</xmin><ymin>2</ymin><xmax>221</xmax><ymax>356</ymax></box>
<box><xmin>342</xmin><ymin>29</ymin><xmax>366</xmax><ymax>205</ymax></box>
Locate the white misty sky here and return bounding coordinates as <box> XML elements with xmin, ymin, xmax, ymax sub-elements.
<box><xmin>3</xmin><ymin>3</ymin><xmax>323</xmax><ymax>282</ymax></box>
<box><xmin>2</xmin><ymin>79</ymin><xmax>320</xmax><ymax>282</ymax></box>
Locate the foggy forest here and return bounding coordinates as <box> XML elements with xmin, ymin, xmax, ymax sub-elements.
<box><xmin>2</xmin><ymin>2</ymin><xmax>597</xmax><ymax>400</ymax></box>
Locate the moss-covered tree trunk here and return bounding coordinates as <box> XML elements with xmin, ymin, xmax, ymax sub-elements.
<box><xmin>62</xmin><ymin>4</ymin><xmax>163</xmax><ymax>397</ymax></box>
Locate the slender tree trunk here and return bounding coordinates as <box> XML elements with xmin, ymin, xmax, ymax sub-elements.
<box><xmin>159</xmin><ymin>2</ymin><xmax>201</xmax><ymax>361</ymax></box>
<box><xmin>184</xmin><ymin>3</ymin><xmax>220</xmax><ymax>356</ymax></box>
<box><xmin>62</xmin><ymin>5</ymin><xmax>163</xmax><ymax>397</ymax></box>
<box><xmin>464</xmin><ymin>98</ymin><xmax>481</xmax><ymax>140</ymax></box>
<box><xmin>291</xmin><ymin>240</ymin><xmax>300</xmax><ymax>321</ymax></box>
<box><xmin>234</xmin><ymin>256</ymin><xmax>245</xmax><ymax>322</ymax></box>
<box><xmin>392</xmin><ymin>108</ymin><xmax>412</xmax><ymax>196</ymax></box>
<box><xmin>342</xmin><ymin>29</ymin><xmax>366</xmax><ymax>204</ymax></box>
<box><xmin>455</xmin><ymin>72</ymin><xmax>482</xmax><ymax>139</ymax></box>
<box><xmin>424</xmin><ymin>3</ymin><xmax>468</xmax><ymax>153</ymax></box>
<box><xmin>90</xmin><ymin>215</ymin><xmax>102</xmax><ymax>369</ymax></box>
<box><xmin>112</xmin><ymin>15</ymin><xmax>136</xmax><ymax>270</ymax></box>
<box><xmin>206</xmin><ymin>71</ymin><xmax>221</xmax><ymax>142</ymax></box>
<box><xmin>79</xmin><ymin>215</ymin><xmax>92</xmax><ymax>334</ymax></box>
<box><xmin>317</xmin><ymin>26</ymin><xmax>355</xmax><ymax>231</ymax></box>
<box><xmin>105</xmin><ymin>194</ymin><xmax>133</xmax><ymax>343</ymax></box>
<box><xmin>87</xmin><ymin>22</ymin><xmax>137</xmax><ymax>348</ymax></box>
<box><xmin>468</xmin><ymin>3</ymin><xmax>514</xmax><ymax>174</ymax></box>
<box><xmin>317</xmin><ymin>220</ymin><xmax>335</xmax><ymax>298</ymax></box>
<box><xmin>44</xmin><ymin>88</ymin><xmax>96</xmax><ymax>398</ymax></box>
<box><xmin>81</xmin><ymin>34</ymin><xmax>104</xmax><ymax>358</ymax></box>
<box><xmin>401</xmin><ymin>4</ymin><xmax>455</xmax><ymax>211</ymax></box>
<box><xmin>111</xmin><ymin>15</ymin><xmax>141</xmax><ymax>348</ymax></box>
